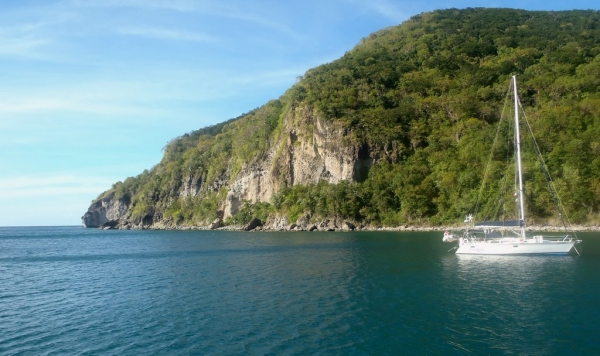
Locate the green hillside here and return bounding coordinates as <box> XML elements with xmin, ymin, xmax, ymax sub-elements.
<box><xmin>92</xmin><ymin>8</ymin><xmax>600</xmax><ymax>227</ymax></box>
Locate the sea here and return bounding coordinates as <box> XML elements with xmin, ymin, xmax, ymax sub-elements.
<box><xmin>1</xmin><ymin>226</ymin><xmax>599</xmax><ymax>355</ymax></box>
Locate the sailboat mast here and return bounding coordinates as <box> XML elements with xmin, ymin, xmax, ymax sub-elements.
<box><xmin>513</xmin><ymin>75</ymin><xmax>527</xmax><ymax>237</ymax></box>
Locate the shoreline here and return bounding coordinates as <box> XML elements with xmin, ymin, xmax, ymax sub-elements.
<box><xmin>90</xmin><ymin>214</ymin><xmax>600</xmax><ymax>232</ymax></box>
<box><xmin>100</xmin><ymin>223</ymin><xmax>600</xmax><ymax>232</ymax></box>
<box><xmin>230</xmin><ymin>225</ymin><xmax>600</xmax><ymax>233</ymax></box>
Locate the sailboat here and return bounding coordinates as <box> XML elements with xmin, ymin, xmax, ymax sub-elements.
<box><xmin>444</xmin><ymin>76</ymin><xmax>582</xmax><ymax>255</ymax></box>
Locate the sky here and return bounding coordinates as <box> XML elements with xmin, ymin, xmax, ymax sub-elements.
<box><xmin>1</xmin><ymin>0</ymin><xmax>598</xmax><ymax>226</ymax></box>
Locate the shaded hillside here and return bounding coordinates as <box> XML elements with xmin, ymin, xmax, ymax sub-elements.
<box><xmin>83</xmin><ymin>8</ymin><xmax>600</xmax><ymax>229</ymax></box>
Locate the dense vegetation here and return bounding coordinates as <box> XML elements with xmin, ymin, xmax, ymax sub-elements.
<box><xmin>95</xmin><ymin>8</ymin><xmax>600</xmax><ymax>227</ymax></box>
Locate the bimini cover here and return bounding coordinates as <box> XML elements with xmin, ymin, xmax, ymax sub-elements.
<box><xmin>474</xmin><ymin>220</ymin><xmax>522</xmax><ymax>228</ymax></box>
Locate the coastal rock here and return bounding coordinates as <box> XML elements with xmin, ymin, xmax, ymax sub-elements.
<box><xmin>317</xmin><ymin>219</ymin><xmax>336</xmax><ymax>231</ymax></box>
<box><xmin>243</xmin><ymin>218</ymin><xmax>262</xmax><ymax>231</ymax></box>
<box><xmin>81</xmin><ymin>193</ymin><xmax>129</xmax><ymax>228</ymax></box>
<box><xmin>209</xmin><ymin>218</ymin><xmax>222</xmax><ymax>230</ymax></box>
<box><xmin>295</xmin><ymin>213</ymin><xmax>312</xmax><ymax>229</ymax></box>
<box><xmin>340</xmin><ymin>221</ymin><xmax>355</xmax><ymax>231</ymax></box>
<box><xmin>265</xmin><ymin>215</ymin><xmax>289</xmax><ymax>230</ymax></box>
<box><xmin>100</xmin><ymin>220</ymin><xmax>119</xmax><ymax>230</ymax></box>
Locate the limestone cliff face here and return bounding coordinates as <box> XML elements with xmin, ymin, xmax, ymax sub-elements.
<box><xmin>82</xmin><ymin>103</ymin><xmax>373</xmax><ymax>228</ymax></box>
<box><xmin>81</xmin><ymin>193</ymin><xmax>130</xmax><ymax>228</ymax></box>
<box><xmin>222</xmin><ymin>104</ymin><xmax>373</xmax><ymax>218</ymax></box>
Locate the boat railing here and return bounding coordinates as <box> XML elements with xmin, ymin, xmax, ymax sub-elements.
<box><xmin>463</xmin><ymin>235</ymin><xmax>579</xmax><ymax>244</ymax></box>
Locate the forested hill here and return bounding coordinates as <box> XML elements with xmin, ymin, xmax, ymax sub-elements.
<box><xmin>83</xmin><ymin>8</ymin><xmax>600</xmax><ymax>230</ymax></box>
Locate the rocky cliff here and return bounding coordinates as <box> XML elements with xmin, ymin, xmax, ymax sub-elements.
<box><xmin>82</xmin><ymin>102</ymin><xmax>374</xmax><ymax>229</ymax></box>
<box><xmin>81</xmin><ymin>192</ymin><xmax>130</xmax><ymax>229</ymax></box>
<box><xmin>223</xmin><ymin>104</ymin><xmax>373</xmax><ymax>218</ymax></box>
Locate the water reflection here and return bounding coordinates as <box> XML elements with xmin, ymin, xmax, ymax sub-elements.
<box><xmin>440</xmin><ymin>254</ymin><xmax>580</xmax><ymax>354</ymax></box>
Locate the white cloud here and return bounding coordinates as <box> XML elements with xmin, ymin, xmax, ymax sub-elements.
<box><xmin>0</xmin><ymin>60</ymin><xmax>309</xmax><ymax>117</ymax></box>
<box><xmin>0</xmin><ymin>20</ymin><xmax>54</xmax><ymax>59</ymax></box>
<box><xmin>0</xmin><ymin>96</ymin><xmax>164</xmax><ymax>116</ymax></box>
<box><xmin>0</xmin><ymin>175</ymin><xmax>117</xmax><ymax>200</ymax></box>
<box><xmin>67</xmin><ymin>0</ymin><xmax>198</xmax><ymax>12</ymax></box>
<box><xmin>0</xmin><ymin>8</ymin><xmax>81</xmax><ymax>61</ymax></box>
<box><xmin>72</xmin><ymin>0</ymin><xmax>303</xmax><ymax>41</ymax></box>
<box><xmin>0</xmin><ymin>21</ymin><xmax>49</xmax><ymax>34</ymax></box>
<box><xmin>0</xmin><ymin>77</ymin><xmax>189</xmax><ymax>116</ymax></box>
<box><xmin>0</xmin><ymin>36</ymin><xmax>49</xmax><ymax>57</ymax></box>
<box><xmin>117</xmin><ymin>26</ymin><xmax>217</xmax><ymax>43</ymax></box>
<box><xmin>222</xmin><ymin>11</ymin><xmax>304</xmax><ymax>41</ymax></box>
<box><xmin>344</xmin><ymin>0</ymin><xmax>410</xmax><ymax>23</ymax></box>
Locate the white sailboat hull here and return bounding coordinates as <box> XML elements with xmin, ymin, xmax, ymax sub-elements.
<box><xmin>456</xmin><ymin>240</ymin><xmax>577</xmax><ymax>255</ymax></box>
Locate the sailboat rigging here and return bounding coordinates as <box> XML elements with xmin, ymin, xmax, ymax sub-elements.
<box><xmin>443</xmin><ymin>76</ymin><xmax>582</xmax><ymax>255</ymax></box>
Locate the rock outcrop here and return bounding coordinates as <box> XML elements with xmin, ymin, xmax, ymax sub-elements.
<box><xmin>221</xmin><ymin>105</ymin><xmax>372</xmax><ymax>219</ymax></box>
<box><xmin>82</xmin><ymin>103</ymin><xmax>374</xmax><ymax>228</ymax></box>
<box><xmin>81</xmin><ymin>193</ymin><xmax>129</xmax><ymax>228</ymax></box>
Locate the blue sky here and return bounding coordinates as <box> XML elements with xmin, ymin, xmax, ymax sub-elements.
<box><xmin>1</xmin><ymin>0</ymin><xmax>598</xmax><ymax>226</ymax></box>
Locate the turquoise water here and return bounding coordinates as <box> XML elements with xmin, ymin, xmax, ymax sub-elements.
<box><xmin>1</xmin><ymin>227</ymin><xmax>599</xmax><ymax>355</ymax></box>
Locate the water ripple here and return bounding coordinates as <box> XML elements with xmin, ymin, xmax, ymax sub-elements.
<box><xmin>1</xmin><ymin>228</ymin><xmax>599</xmax><ymax>355</ymax></box>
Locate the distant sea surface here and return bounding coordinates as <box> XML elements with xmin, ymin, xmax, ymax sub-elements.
<box><xmin>1</xmin><ymin>226</ymin><xmax>599</xmax><ymax>355</ymax></box>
